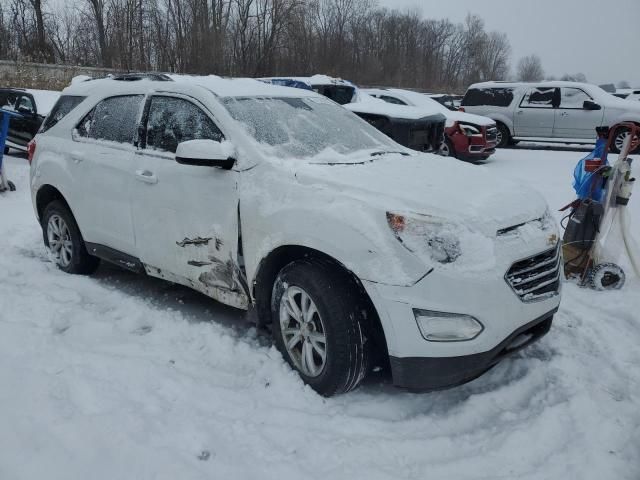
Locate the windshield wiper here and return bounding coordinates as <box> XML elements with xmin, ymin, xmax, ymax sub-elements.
<box><xmin>370</xmin><ymin>150</ymin><xmax>410</xmax><ymax>157</ymax></box>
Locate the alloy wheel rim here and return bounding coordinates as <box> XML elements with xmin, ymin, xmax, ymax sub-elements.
<box><xmin>615</xmin><ymin>131</ymin><xmax>629</xmax><ymax>151</ymax></box>
<box><xmin>440</xmin><ymin>142</ymin><xmax>450</xmax><ymax>156</ymax></box>
<box><xmin>496</xmin><ymin>129</ymin><xmax>504</xmax><ymax>146</ymax></box>
<box><xmin>47</xmin><ymin>214</ymin><xmax>73</xmax><ymax>267</ymax></box>
<box><xmin>279</xmin><ymin>285</ymin><xmax>327</xmax><ymax>377</ymax></box>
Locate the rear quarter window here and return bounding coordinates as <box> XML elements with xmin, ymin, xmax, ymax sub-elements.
<box><xmin>40</xmin><ymin>96</ymin><xmax>86</xmax><ymax>133</ymax></box>
<box><xmin>76</xmin><ymin>95</ymin><xmax>144</xmax><ymax>144</ymax></box>
<box><xmin>462</xmin><ymin>88</ymin><xmax>515</xmax><ymax>107</ymax></box>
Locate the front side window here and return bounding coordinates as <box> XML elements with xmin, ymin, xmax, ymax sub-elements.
<box><xmin>145</xmin><ymin>96</ymin><xmax>224</xmax><ymax>153</ymax></box>
<box><xmin>17</xmin><ymin>95</ymin><xmax>35</xmax><ymax>114</ymax></box>
<box><xmin>560</xmin><ymin>88</ymin><xmax>592</xmax><ymax>109</ymax></box>
<box><xmin>520</xmin><ymin>88</ymin><xmax>558</xmax><ymax>109</ymax></box>
<box><xmin>40</xmin><ymin>96</ymin><xmax>86</xmax><ymax>133</ymax></box>
<box><xmin>76</xmin><ymin>95</ymin><xmax>143</xmax><ymax>144</ymax></box>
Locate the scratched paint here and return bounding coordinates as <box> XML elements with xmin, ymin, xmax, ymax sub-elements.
<box><xmin>176</xmin><ymin>237</ymin><xmax>212</xmax><ymax>248</ymax></box>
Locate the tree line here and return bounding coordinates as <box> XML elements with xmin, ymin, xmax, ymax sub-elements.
<box><xmin>0</xmin><ymin>0</ymin><xmax>512</xmax><ymax>91</ymax></box>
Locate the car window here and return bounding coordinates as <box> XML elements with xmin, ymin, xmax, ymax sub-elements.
<box><xmin>76</xmin><ymin>95</ymin><xmax>144</xmax><ymax>144</ymax></box>
<box><xmin>380</xmin><ymin>95</ymin><xmax>408</xmax><ymax>105</ymax></box>
<box><xmin>0</xmin><ymin>91</ymin><xmax>19</xmax><ymax>110</ymax></box>
<box><xmin>312</xmin><ymin>85</ymin><xmax>355</xmax><ymax>105</ymax></box>
<box><xmin>520</xmin><ymin>87</ymin><xmax>557</xmax><ymax>109</ymax></box>
<box><xmin>461</xmin><ymin>88</ymin><xmax>514</xmax><ymax>107</ymax></box>
<box><xmin>17</xmin><ymin>95</ymin><xmax>35</xmax><ymax>114</ymax></box>
<box><xmin>40</xmin><ymin>96</ymin><xmax>86</xmax><ymax>133</ymax></box>
<box><xmin>145</xmin><ymin>96</ymin><xmax>224</xmax><ymax>154</ymax></box>
<box><xmin>560</xmin><ymin>88</ymin><xmax>592</xmax><ymax>109</ymax></box>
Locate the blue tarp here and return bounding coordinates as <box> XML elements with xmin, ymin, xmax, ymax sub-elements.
<box><xmin>573</xmin><ymin>137</ymin><xmax>609</xmax><ymax>202</ymax></box>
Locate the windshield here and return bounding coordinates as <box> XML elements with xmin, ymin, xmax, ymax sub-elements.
<box><xmin>221</xmin><ymin>96</ymin><xmax>399</xmax><ymax>160</ymax></box>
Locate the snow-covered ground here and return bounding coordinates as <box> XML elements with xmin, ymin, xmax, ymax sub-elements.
<box><xmin>1</xmin><ymin>148</ymin><xmax>639</xmax><ymax>479</ymax></box>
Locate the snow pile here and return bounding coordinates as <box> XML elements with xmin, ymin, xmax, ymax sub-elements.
<box><xmin>1</xmin><ymin>148</ymin><xmax>640</xmax><ymax>479</ymax></box>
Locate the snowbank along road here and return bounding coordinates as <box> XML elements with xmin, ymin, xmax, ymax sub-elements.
<box><xmin>0</xmin><ymin>149</ymin><xmax>639</xmax><ymax>479</ymax></box>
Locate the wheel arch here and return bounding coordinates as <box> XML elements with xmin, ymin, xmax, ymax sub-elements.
<box><xmin>36</xmin><ymin>184</ymin><xmax>71</xmax><ymax>223</ymax></box>
<box><xmin>252</xmin><ymin>245</ymin><xmax>389</xmax><ymax>360</ymax></box>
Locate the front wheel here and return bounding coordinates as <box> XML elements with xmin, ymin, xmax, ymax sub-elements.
<box><xmin>495</xmin><ymin>123</ymin><xmax>512</xmax><ymax>148</ymax></box>
<box><xmin>271</xmin><ymin>259</ymin><xmax>371</xmax><ymax>396</ymax></box>
<box><xmin>42</xmin><ymin>201</ymin><xmax>100</xmax><ymax>274</ymax></box>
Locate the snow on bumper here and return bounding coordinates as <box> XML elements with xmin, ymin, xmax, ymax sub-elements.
<box><xmin>363</xmin><ymin>232</ymin><xmax>562</xmax><ymax>390</ymax></box>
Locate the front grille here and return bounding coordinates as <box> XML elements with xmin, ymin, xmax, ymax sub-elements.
<box><xmin>505</xmin><ymin>245</ymin><xmax>561</xmax><ymax>302</ymax></box>
<box><xmin>485</xmin><ymin>126</ymin><xmax>498</xmax><ymax>142</ymax></box>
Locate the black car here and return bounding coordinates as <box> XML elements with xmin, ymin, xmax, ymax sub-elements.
<box><xmin>1</xmin><ymin>88</ymin><xmax>59</xmax><ymax>154</ymax></box>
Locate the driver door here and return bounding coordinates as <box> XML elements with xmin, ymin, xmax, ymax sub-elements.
<box><xmin>130</xmin><ymin>94</ymin><xmax>247</xmax><ymax>307</ymax></box>
<box><xmin>553</xmin><ymin>87</ymin><xmax>604</xmax><ymax>139</ymax></box>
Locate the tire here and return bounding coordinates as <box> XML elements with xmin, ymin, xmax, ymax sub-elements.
<box><xmin>588</xmin><ymin>263</ymin><xmax>625</xmax><ymax>290</ymax></box>
<box><xmin>42</xmin><ymin>200</ymin><xmax>100</xmax><ymax>274</ymax></box>
<box><xmin>271</xmin><ymin>259</ymin><xmax>371</xmax><ymax>396</ymax></box>
<box><xmin>440</xmin><ymin>138</ymin><xmax>456</xmax><ymax>158</ymax></box>
<box><xmin>495</xmin><ymin>123</ymin><xmax>512</xmax><ymax>148</ymax></box>
<box><xmin>3</xmin><ymin>146</ymin><xmax>9</xmax><ymax>155</ymax></box>
<box><xmin>611</xmin><ymin>127</ymin><xmax>640</xmax><ymax>154</ymax></box>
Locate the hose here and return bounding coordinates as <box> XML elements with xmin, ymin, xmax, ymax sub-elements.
<box><xmin>620</xmin><ymin>207</ymin><xmax>640</xmax><ymax>277</ymax></box>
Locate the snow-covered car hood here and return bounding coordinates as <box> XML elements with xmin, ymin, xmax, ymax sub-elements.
<box><xmin>346</xmin><ymin>93</ymin><xmax>443</xmax><ymax>120</ymax></box>
<box><xmin>446</xmin><ymin>110</ymin><xmax>495</xmax><ymax>127</ymax></box>
<box><xmin>294</xmin><ymin>153</ymin><xmax>547</xmax><ymax>235</ymax></box>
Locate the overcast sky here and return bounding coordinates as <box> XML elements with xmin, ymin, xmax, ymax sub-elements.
<box><xmin>378</xmin><ymin>0</ymin><xmax>640</xmax><ymax>87</ymax></box>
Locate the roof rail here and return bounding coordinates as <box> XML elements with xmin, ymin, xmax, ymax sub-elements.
<box><xmin>108</xmin><ymin>73</ymin><xmax>173</xmax><ymax>82</ymax></box>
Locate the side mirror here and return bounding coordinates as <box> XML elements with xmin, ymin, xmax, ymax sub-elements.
<box><xmin>583</xmin><ymin>100</ymin><xmax>601</xmax><ymax>111</ymax></box>
<box><xmin>175</xmin><ymin>139</ymin><xmax>236</xmax><ymax>169</ymax></box>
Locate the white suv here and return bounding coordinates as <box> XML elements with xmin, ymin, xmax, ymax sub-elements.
<box><xmin>30</xmin><ymin>73</ymin><xmax>562</xmax><ymax>396</ymax></box>
<box><xmin>461</xmin><ymin>81</ymin><xmax>640</xmax><ymax>152</ymax></box>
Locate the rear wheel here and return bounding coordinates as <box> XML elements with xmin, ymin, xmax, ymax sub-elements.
<box><xmin>495</xmin><ymin>123</ymin><xmax>512</xmax><ymax>148</ymax></box>
<box><xmin>439</xmin><ymin>138</ymin><xmax>456</xmax><ymax>158</ymax></box>
<box><xmin>271</xmin><ymin>259</ymin><xmax>371</xmax><ymax>396</ymax></box>
<box><xmin>611</xmin><ymin>127</ymin><xmax>640</xmax><ymax>154</ymax></box>
<box><xmin>42</xmin><ymin>201</ymin><xmax>100</xmax><ymax>274</ymax></box>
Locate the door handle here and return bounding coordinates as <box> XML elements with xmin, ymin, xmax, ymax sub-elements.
<box><xmin>560</xmin><ymin>112</ymin><xmax>569</xmax><ymax>117</ymax></box>
<box><xmin>516</xmin><ymin>110</ymin><xmax>524</xmax><ymax>115</ymax></box>
<box><xmin>70</xmin><ymin>151</ymin><xmax>84</xmax><ymax>163</ymax></box>
<box><xmin>135</xmin><ymin>169</ymin><xmax>158</xmax><ymax>184</ymax></box>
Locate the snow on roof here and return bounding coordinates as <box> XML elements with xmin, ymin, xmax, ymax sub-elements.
<box><xmin>26</xmin><ymin>89</ymin><xmax>60</xmax><ymax>116</ymax></box>
<box><xmin>166</xmin><ymin>74</ymin><xmax>317</xmax><ymax>98</ymax></box>
<box><xmin>64</xmin><ymin>74</ymin><xmax>318</xmax><ymax>99</ymax></box>
<box><xmin>262</xmin><ymin>75</ymin><xmax>355</xmax><ymax>87</ymax></box>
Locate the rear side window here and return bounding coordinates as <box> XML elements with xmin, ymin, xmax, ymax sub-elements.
<box><xmin>144</xmin><ymin>96</ymin><xmax>224</xmax><ymax>153</ymax></box>
<box><xmin>40</xmin><ymin>95</ymin><xmax>86</xmax><ymax>133</ymax></box>
<box><xmin>380</xmin><ymin>95</ymin><xmax>408</xmax><ymax>105</ymax></box>
<box><xmin>520</xmin><ymin>87</ymin><xmax>558</xmax><ymax>109</ymax></box>
<box><xmin>76</xmin><ymin>95</ymin><xmax>144</xmax><ymax>144</ymax></box>
<box><xmin>0</xmin><ymin>91</ymin><xmax>19</xmax><ymax>110</ymax></box>
<box><xmin>462</xmin><ymin>88</ymin><xmax>514</xmax><ymax>107</ymax></box>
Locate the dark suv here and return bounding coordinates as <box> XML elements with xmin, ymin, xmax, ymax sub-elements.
<box><xmin>1</xmin><ymin>88</ymin><xmax>59</xmax><ymax>154</ymax></box>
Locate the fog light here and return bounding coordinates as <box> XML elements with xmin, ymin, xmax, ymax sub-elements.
<box><xmin>413</xmin><ymin>309</ymin><xmax>483</xmax><ymax>342</ymax></box>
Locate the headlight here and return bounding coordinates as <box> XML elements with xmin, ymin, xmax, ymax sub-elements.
<box><xmin>458</xmin><ymin>123</ymin><xmax>482</xmax><ymax>137</ymax></box>
<box><xmin>414</xmin><ymin>309</ymin><xmax>484</xmax><ymax>342</ymax></box>
<box><xmin>386</xmin><ymin>212</ymin><xmax>461</xmax><ymax>264</ymax></box>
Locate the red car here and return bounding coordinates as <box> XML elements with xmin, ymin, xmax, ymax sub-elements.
<box><xmin>364</xmin><ymin>88</ymin><xmax>498</xmax><ymax>161</ymax></box>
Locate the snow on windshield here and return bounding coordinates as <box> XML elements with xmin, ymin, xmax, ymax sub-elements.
<box><xmin>221</xmin><ymin>96</ymin><xmax>397</xmax><ymax>160</ymax></box>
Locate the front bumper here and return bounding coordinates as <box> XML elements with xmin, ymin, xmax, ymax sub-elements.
<box><xmin>362</xmin><ymin>234</ymin><xmax>562</xmax><ymax>391</ymax></box>
<box><xmin>389</xmin><ymin>309</ymin><xmax>555</xmax><ymax>391</ymax></box>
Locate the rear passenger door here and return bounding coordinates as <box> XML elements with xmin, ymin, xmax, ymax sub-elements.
<box><xmin>513</xmin><ymin>87</ymin><xmax>558</xmax><ymax>138</ymax></box>
<box><xmin>130</xmin><ymin>95</ymin><xmax>245</xmax><ymax>306</ymax></box>
<box><xmin>9</xmin><ymin>93</ymin><xmax>38</xmax><ymax>147</ymax></box>
<box><xmin>71</xmin><ymin>95</ymin><xmax>144</xmax><ymax>254</ymax></box>
<box><xmin>554</xmin><ymin>87</ymin><xmax>604</xmax><ymax>139</ymax></box>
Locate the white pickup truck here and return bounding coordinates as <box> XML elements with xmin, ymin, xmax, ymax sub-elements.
<box><xmin>461</xmin><ymin>81</ymin><xmax>640</xmax><ymax>152</ymax></box>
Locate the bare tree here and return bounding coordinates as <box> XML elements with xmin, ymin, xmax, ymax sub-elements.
<box><xmin>517</xmin><ymin>54</ymin><xmax>544</xmax><ymax>82</ymax></box>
